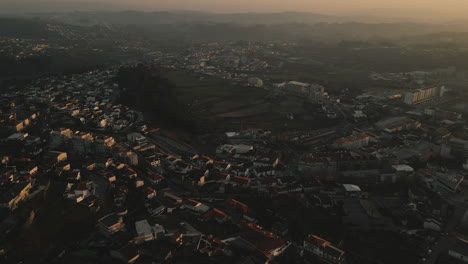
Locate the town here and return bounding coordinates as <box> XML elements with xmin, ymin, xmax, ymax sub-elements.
<box><xmin>1</xmin><ymin>7</ymin><xmax>468</xmax><ymax>264</ymax></box>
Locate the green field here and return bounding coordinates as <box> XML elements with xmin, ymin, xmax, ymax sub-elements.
<box><xmin>162</xmin><ymin>70</ymin><xmax>344</xmax><ymax>131</ymax></box>
<box><xmin>163</xmin><ymin>70</ymin><xmax>267</xmax><ymax>103</ymax></box>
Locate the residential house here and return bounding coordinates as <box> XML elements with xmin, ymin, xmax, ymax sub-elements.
<box><xmin>98</xmin><ymin>213</ymin><xmax>125</xmax><ymax>236</ymax></box>
<box><xmin>303</xmin><ymin>235</ymin><xmax>345</xmax><ymax>264</ymax></box>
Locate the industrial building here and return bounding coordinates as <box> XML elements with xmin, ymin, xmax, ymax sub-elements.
<box><xmin>282</xmin><ymin>81</ymin><xmax>326</xmax><ymax>102</ymax></box>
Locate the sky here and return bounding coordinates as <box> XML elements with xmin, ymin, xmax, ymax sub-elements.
<box><xmin>2</xmin><ymin>0</ymin><xmax>468</xmax><ymax>20</ymax></box>
<box><xmin>65</xmin><ymin>0</ymin><xmax>468</xmax><ymax>14</ymax></box>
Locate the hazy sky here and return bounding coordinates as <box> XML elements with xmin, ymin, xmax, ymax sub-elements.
<box><xmin>80</xmin><ymin>0</ymin><xmax>468</xmax><ymax>14</ymax></box>
<box><xmin>2</xmin><ymin>0</ymin><xmax>468</xmax><ymax>18</ymax></box>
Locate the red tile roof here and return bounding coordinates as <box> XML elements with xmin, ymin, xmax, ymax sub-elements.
<box><xmin>335</xmin><ymin>133</ymin><xmax>369</xmax><ymax>144</ymax></box>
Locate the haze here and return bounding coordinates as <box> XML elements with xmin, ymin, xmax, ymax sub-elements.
<box><xmin>2</xmin><ymin>0</ymin><xmax>468</xmax><ymax>21</ymax></box>
<box><xmin>121</xmin><ymin>0</ymin><xmax>468</xmax><ymax>14</ymax></box>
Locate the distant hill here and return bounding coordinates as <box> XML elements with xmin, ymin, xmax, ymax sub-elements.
<box><xmin>24</xmin><ymin>11</ymin><xmax>342</xmax><ymax>26</ymax></box>
<box><xmin>0</xmin><ymin>17</ymin><xmax>59</xmax><ymax>38</ymax></box>
<box><xmin>123</xmin><ymin>21</ymin><xmax>464</xmax><ymax>43</ymax></box>
<box><xmin>0</xmin><ymin>15</ymin><xmax>465</xmax><ymax>43</ymax></box>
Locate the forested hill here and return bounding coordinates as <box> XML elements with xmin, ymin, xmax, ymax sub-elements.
<box><xmin>0</xmin><ymin>18</ymin><xmax>60</xmax><ymax>39</ymax></box>
<box><xmin>116</xmin><ymin>65</ymin><xmax>195</xmax><ymax>131</ymax></box>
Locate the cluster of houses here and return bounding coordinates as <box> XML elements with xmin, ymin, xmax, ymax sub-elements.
<box><xmin>1</xmin><ymin>56</ymin><xmax>468</xmax><ymax>264</ymax></box>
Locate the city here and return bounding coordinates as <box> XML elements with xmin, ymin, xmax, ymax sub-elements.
<box><xmin>1</xmin><ymin>1</ymin><xmax>468</xmax><ymax>264</ymax></box>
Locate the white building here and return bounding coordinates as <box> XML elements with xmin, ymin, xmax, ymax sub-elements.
<box><xmin>404</xmin><ymin>86</ymin><xmax>445</xmax><ymax>105</ymax></box>
<box><xmin>282</xmin><ymin>81</ymin><xmax>326</xmax><ymax>102</ymax></box>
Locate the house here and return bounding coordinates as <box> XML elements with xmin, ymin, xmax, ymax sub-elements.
<box><xmin>135</xmin><ymin>177</ymin><xmax>144</xmax><ymax>188</ymax></box>
<box><xmin>98</xmin><ymin>170</ymin><xmax>117</xmax><ymax>184</ymax></box>
<box><xmin>239</xmin><ymin>222</ymin><xmax>288</xmax><ymax>258</ymax></box>
<box><xmin>182</xmin><ymin>199</ymin><xmax>210</xmax><ymax>214</ymax></box>
<box><xmin>46</xmin><ymin>151</ymin><xmax>68</xmax><ymax>162</ymax></box>
<box><xmin>123</xmin><ymin>167</ymin><xmax>138</xmax><ymax>179</ymax></box>
<box><xmin>111</xmin><ymin>244</ymin><xmax>140</xmax><ymax>263</ymax></box>
<box><xmin>127</xmin><ymin>132</ymin><xmax>145</xmax><ymax>144</ymax></box>
<box><xmin>160</xmin><ymin>192</ymin><xmax>183</xmax><ymax>213</ymax></box>
<box><xmin>342</xmin><ymin>184</ymin><xmax>361</xmax><ymax>197</ymax></box>
<box><xmin>134</xmin><ymin>219</ymin><xmax>165</xmax><ymax>243</ymax></box>
<box><xmin>79</xmin><ymin>195</ymin><xmax>100</xmax><ymax>208</ymax></box>
<box><xmin>9</xmin><ymin>121</ymin><xmax>24</xmax><ymax>132</ymax></box>
<box><xmin>6</xmin><ymin>132</ymin><xmax>28</xmax><ymax>141</ymax></box>
<box><xmin>64</xmin><ymin>181</ymin><xmax>94</xmax><ymax>202</ymax></box>
<box><xmin>304</xmin><ymin>235</ymin><xmax>345</xmax><ymax>264</ymax></box>
<box><xmin>84</xmin><ymin>160</ymin><xmax>96</xmax><ymax>171</ymax></box>
<box><xmin>19</xmin><ymin>163</ymin><xmax>38</xmax><ymax>176</ymax></box>
<box><xmin>98</xmin><ymin>213</ymin><xmax>125</xmax><ymax>236</ymax></box>
<box><xmin>96</xmin><ymin>157</ymin><xmax>113</xmax><ymax>169</ymax></box>
<box><xmin>227</xmin><ymin>199</ymin><xmax>249</xmax><ymax>214</ymax></box>
<box><xmin>145</xmin><ymin>187</ymin><xmax>157</xmax><ymax>199</ymax></box>
<box><xmin>144</xmin><ymin>198</ymin><xmax>166</xmax><ymax>216</ymax></box>
<box><xmin>0</xmin><ymin>182</ymin><xmax>33</xmax><ymax>210</ymax></box>
<box><xmin>117</xmin><ymin>152</ymin><xmax>138</xmax><ymax>166</ymax></box>
<box><xmin>230</xmin><ymin>176</ymin><xmax>252</xmax><ymax>187</ymax></box>
<box><xmin>197</xmin><ymin>236</ymin><xmax>230</xmax><ymax>256</ymax></box>
<box><xmin>202</xmin><ymin>208</ymin><xmax>231</xmax><ymax>223</ymax></box>
<box><xmin>145</xmin><ymin>171</ymin><xmax>165</xmax><ymax>186</ymax></box>
<box><xmin>113</xmin><ymin>185</ymin><xmax>128</xmax><ymax>207</ymax></box>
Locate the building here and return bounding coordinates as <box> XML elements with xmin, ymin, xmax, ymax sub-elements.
<box><xmin>182</xmin><ymin>199</ymin><xmax>210</xmax><ymax>214</ymax></box>
<box><xmin>111</xmin><ymin>244</ymin><xmax>140</xmax><ymax>263</ymax></box>
<box><xmin>334</xmin><ymin>133</ymin><xmax>370</xmax><ymax>150</ymax></box>
<box><xmin>0</xmin><ymin>182</ymin><xmax>33</xmax><ymax>210</ymax></box>
<box><xmin>134</xmin><ymin>219</ymin><xmax>165</xmax><ymax>243</ymax></box>
<box><xmin>127</xmin><ymin>132</ymin><xmax>145</xmax><ymax>144</ymax></box>
<box><xmin>303</xmin><ymin>235</ymin><xmax>345</xmax><ymax>264</ymax></box>
<box><xmin>46</xmin><ymin>151</ymin><xmax>68</xmax><ymax>162</ymax></box>
<box><xmin>282</xmin><ymin>81</ymin><xmax>326</xmax><ymax>102</ymax></box>
<box><xmin>117</xmin><ymin>152</ymin><xmax>139</xmax><ymax>166</ymax></box>
<box><xmin>425</xmin><ymin>108</ymin><xmax>462</xmax><ymax>121</ymax></box>
<box><xmin>49</xmin><ymin>128</ymin><xmax>73</xmax><ymax>148</ymax></box>
<box><xmin>441</xmin><ymin>138</ymin><xmax>468</xmax><ymax>160</ymax></box>
<box><xmin>403</xmin><ymin>85</ymin><xmax>445</xmax><ymax>105</ymax></box>
<box><xmin>98</xmin><ymin>213</ymin><xmax>125</xmax><ymax>236</ymax></box>
<box><xmin>299</xmin><ymin>151</ymin><xmax>380</xmax><ymax>181</ymax></box>
<box><xmin>239</xmin><ymin>222</ymin><xmax>288</xmax><ymax>258</ymax></box>
<box><xmin>424</xmin><ymin>171</ymin><xmax>464</xmax><ymax>194</ymax></box>
<box><xmin>72</xmin><ymin>131</ymin><xmax>94</xmax><ymax>154</ymax></box>
<box><xmin>64</xmin><ymin>181</ymin><xmax>94</xmax><ymax>202</ymax></box>
<box><xmin>342</xmin><ymin>184</ymin><xmax>362</xmax><ymax>197</ymax></box>
<box><xmin>95</xmin><ymin>136</ymin><xmax>115</xmax><ymax>154</ymax></box>
<box><xmin>6</xmin><ymin>133</ymin><xmax>29</xmax><ymax>142</ymax></box>
<box><xmin>216</xmin><ymin>144</ymin><xmax>254</xmax><ymax>154</ymax></box>
<box><xmin>380</xmin><ymin>165</ymin><xmax>414</xmax><ymax>183</ymax></box>
<box><xmin>248</xmin><ymin>77</ymin><xmax>263</xmax><ymax>88</ymax></box>
<box><xmin>375</xmin><ymin>117</ymin><xmax>421</xmax><ymax>133</ymax></box>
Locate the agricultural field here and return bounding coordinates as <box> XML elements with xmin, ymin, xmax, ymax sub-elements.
<box><xmin>163</xmin><ymin>70</ymin><xmax>341</xmax><ymax>131</ymax></box>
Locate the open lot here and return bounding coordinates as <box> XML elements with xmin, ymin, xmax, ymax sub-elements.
<box><xmin>163</xmin><ymin>70</ymin><xmax>341</xmax><ymax>131</ymax></box>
